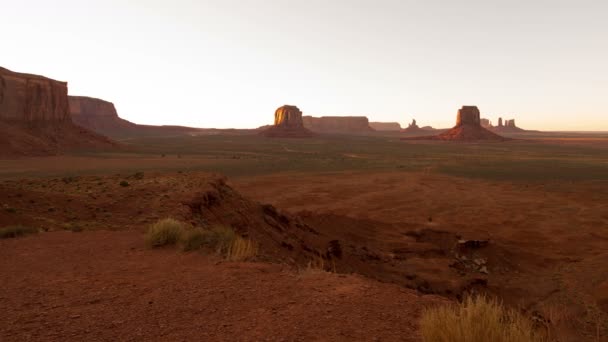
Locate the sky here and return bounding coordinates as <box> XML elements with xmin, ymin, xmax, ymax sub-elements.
<box><xmin>2</xmin><ymin>0</ymin><xmax>607</xmax><ymax>130</ymax></box>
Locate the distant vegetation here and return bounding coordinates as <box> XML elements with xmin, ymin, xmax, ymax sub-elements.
<box><xmin>0</xmin><ymin>226</ymin><xmax>38</xmax><ymax>239</ymax></box>
<box><xmin>146</xmin><ymin>218</ymin><xmax>257</xmax><ymax>261</ymax></box>
<box><xmin>420</xmin><ymin>295</ymin><xmax>543</xmax><ymax>342</ymax></box>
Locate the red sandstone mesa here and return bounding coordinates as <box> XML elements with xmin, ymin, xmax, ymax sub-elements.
<box><xmin>261</xmin><ymin>105</ymin><xmax>314</xmax><ymax>138</ymax></box>
<box><xmin>0</xmin><ymin>67</ymin><xmax>115</xmax><ymax>157</ymax></box>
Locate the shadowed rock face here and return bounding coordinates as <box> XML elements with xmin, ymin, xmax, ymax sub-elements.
<box><xmin>455</xmin><ymin>106</ymin><xmax>481</xmax><ymax>127</ymax></box>
<box><xmin>0</xmin><ymin>67</ymin><xmax>70</xmax><ymax>123</ymax></box>
<box><xmin>274</xmin><ymin>105</ymin><xmax>304</xmax><ymax>128</ymax></box>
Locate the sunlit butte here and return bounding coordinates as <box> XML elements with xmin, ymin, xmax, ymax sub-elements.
<box><xmin>3</xmin><ymin>0</ymin><xmax>607</xmax><ymax>131</ymax></box>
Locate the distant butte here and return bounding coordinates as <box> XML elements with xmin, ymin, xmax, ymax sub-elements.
<box><xmin>261</xmin><ymin>105</ymin><xmax>314</xmax><ymax>138</ymax></box>
<box><xmin>404</xmin><ymin>106</ymin><xmax>507</xmax><ymax>141</ymax></box>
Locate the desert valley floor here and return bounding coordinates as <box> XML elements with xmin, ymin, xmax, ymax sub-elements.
<box><xmin>1</xmin><ymin>132</ymin><xmax>608</xmax><ymax>341</ymax></box>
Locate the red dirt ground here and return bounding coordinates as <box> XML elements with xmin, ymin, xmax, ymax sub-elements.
<box><xmin>0</xmin><ymin>230</ymin><xmax>444</xmax><ymax>342</ymax></box>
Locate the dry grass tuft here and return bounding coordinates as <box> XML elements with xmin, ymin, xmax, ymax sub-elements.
<box><xmin>226</xmin><ymin>235</ymin><xmax>258</xmax><ymax>261</ymax></box>
<box><xmin>145</xmin><ymin>218</ymin><xmax>185</xmax><ymax>247</ymax></box>
<box><xmin>420</xmin><ymin>295</ymin><xmax>544</xmax><ymax>342</ymax></box>
<box><xmin>145</xmin><ymin>221</ymin><xmax>257</xmax><ymax>260</ymax></box>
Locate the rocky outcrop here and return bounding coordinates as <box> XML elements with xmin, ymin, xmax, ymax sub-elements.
<box><xmin>261</xmin><ymin>105</ymin><xmax>313</xmax><ymax>138</ymax></box>
<box><xmin>302</xmin><ymin>116</ymin><xmax>374</xmax><ymax>134</ymax></box>
<box><xmin>369</xmin><ymin>122</ymin><xmax>401</xmax><ymax>131</ymax></box>
<box><xmin>0</xmin><ymin>67</ymin><xmax>70</xmax><ymax>123</ymax></box>
<box><xmin>0</xmin><ymin>67</ymin><xmax>115</xmax><ymax>157</ymax></box>
<box><xmin>404</xmin><ymin>106</ymin><xmax>507</xmax><ymax>141</ymax></box>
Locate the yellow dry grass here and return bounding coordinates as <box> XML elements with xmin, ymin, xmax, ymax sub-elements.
<box><xmin>420</xmin><ymin>295</ymin><xmax>544</xmax><ymax>342</ymax></box>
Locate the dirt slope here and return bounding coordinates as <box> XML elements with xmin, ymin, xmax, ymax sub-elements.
<box><xmin>0</xmin><ymin>231</ymin><xmax>444</xmax><ymax>342</ymax></box>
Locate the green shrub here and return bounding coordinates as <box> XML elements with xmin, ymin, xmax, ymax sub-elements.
<box><xmin>120</xmin><ymin>181</ymin><xmax>130</xmax><ymax>187</ymax></box>
<box><xmin>0</xmin><ymin>226</ymin><xmax>38</xmax><ymax>239</ymax></box>
<box><xmin>145</xmin><ymin>218</ymin><xmax>185</xmax><ymax>247</ymax></box>
<box><xmin>179</xmin><ymin>229</ymin><xmax>205</xmax><ymax>251</ymax></box>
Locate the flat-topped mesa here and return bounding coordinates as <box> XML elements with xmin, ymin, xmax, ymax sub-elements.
<box><xmin>369</xmin><ymin>122</ymin><xmax>401</xmax><ymax>131</ymax></box>
<box><xmin>261</xmin><ymin>105</ymin><xmax>313</xmax><ymax>138</ymax></box>
<box><xmin>0</xmin><ymin>67</ymin><xmax>70</xmax><ymax>123</ymax></box>
<box><xmin>69</xmin><ymin>96</ymin><xmax>119</xmax><ymax>119</ymax></box>
<box><xmin>505</xmin><ymin>119</ymin><xmax>516</xmax><ymax>128</ymax></box>
<box><xmin>455</xmin><ymin>106</ymin><xmax>481</xmax><ymax>127</ymax></box>
<box><xmin>302</xmin><ymin>116</ymin><xmax>374</xmax><ymax>133</ymax></box>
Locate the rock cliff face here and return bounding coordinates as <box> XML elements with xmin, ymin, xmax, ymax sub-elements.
<box><xmin>0</xmin><ymin>67</ymin><xmax>70</xmax><ymax>123</ymax></box>
<box><xmin>0</xmin><ymin>67</ymin><xmax>115</xmax><ymax>157</ymax></box>
<box><xmin>404</xmin><ymin>106</ymin><xmax>506</xmax><ymax>141</ymax></box>
<box><xmin>302</xmin><ymin>116</ymin><xmax>374</xmax><ymax>133</ymax></box>
<box><xmin>261</xmin><ymin>105</ymin><xmax>313</xmax><ymax>138</ymax></box>
<box><xmin>369</xmin><ymin>122</ymin><xmax>401</xmax><ymax>131</ymax></box>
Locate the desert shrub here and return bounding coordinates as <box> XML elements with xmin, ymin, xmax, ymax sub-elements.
<box><xmin>145</xmin><ymin>218</ymin><xmax>185</xmax><ymax>247</ymax></box>
<box><xmin>62</xmin><ymin>223</ymin><xmax>83</xmax><ymax>232</ymax></box>
<box><xmin>5</xmin><ymin>207</ymin><xmax>17</xmax><ymax>214</ymax></box>
<box><xmin>179</xmin><ymin>229</ymin><xmax>205</xmax><ymax>252</ymax></box>
<box><xmin>119</xmin><ymin>181</ymin><xmax>130</xmax><ymax>187</ymax></box>
<box><xmin>420</xmin><ymin>295</ymin><xmax>543</xmax><ymax>342</ymax></box>
<box><xmin>0</xmin><ymin>226</ymin><xmax>38</xmax><ymax>239</ymax></box>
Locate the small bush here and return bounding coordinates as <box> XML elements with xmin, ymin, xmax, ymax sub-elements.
<box><xmin>179</xmin><ymin>229</ymin><xmax>205</xmax><ymax>251</ymax></box>
<box><xmin>145</xmin><ymin>218</ymin><xmax>185</xmax><ymax>247</ymax></box>
<box><xmin>119</xmin><ymin>181</ymin><xmax>130</xmax><ymax>187</ymax></box>
<box><xmin>0</xmin><ymin>226</ymin><xmax>38</xmax><ymax>239</ymax></box>
<box><xmin>420</xmin><ymin>295</ymin><xmax>543</xmax><ymax>342</ymax></box>
<box><xmin>67</xmin><ymin>224</ymin><xmax>83</xmax><ymax>233</ymax></box>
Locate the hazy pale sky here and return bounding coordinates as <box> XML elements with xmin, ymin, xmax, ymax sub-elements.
<box><xmin>2</xmin><ymin>0</ymin><xmax>607</xmax><ymax>130</ymax></box>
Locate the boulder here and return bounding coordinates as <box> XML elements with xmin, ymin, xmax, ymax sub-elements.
<box><xmin>261</xmin><ymin>105</ymin><xmax>313</xmax><ymax>138</ymax></box>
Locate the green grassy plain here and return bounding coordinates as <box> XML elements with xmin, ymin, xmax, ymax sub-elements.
<box><xmin>1</xmin><ymin>133</ymin><xmax>607</xmax><ymax>181</ymax></box>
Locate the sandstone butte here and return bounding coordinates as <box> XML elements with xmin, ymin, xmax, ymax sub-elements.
<box><xmin>404</xmin><ymin>106</ymin><xmax>507</xmax><ymax>141</ymax></box>
<box><xmin>302</xmin><ymin>115</ymin><xmax>374</xmax><ymax>133</ymax></box>
<box><xmin>261</xmin><ymin>105</ymin><xmax>314</xmax><ymax>138</ymax></box>
<box><xmin>0</xmin><ymin>66</ymin><xmax>115</xmax><ymax>156</ymax></box>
